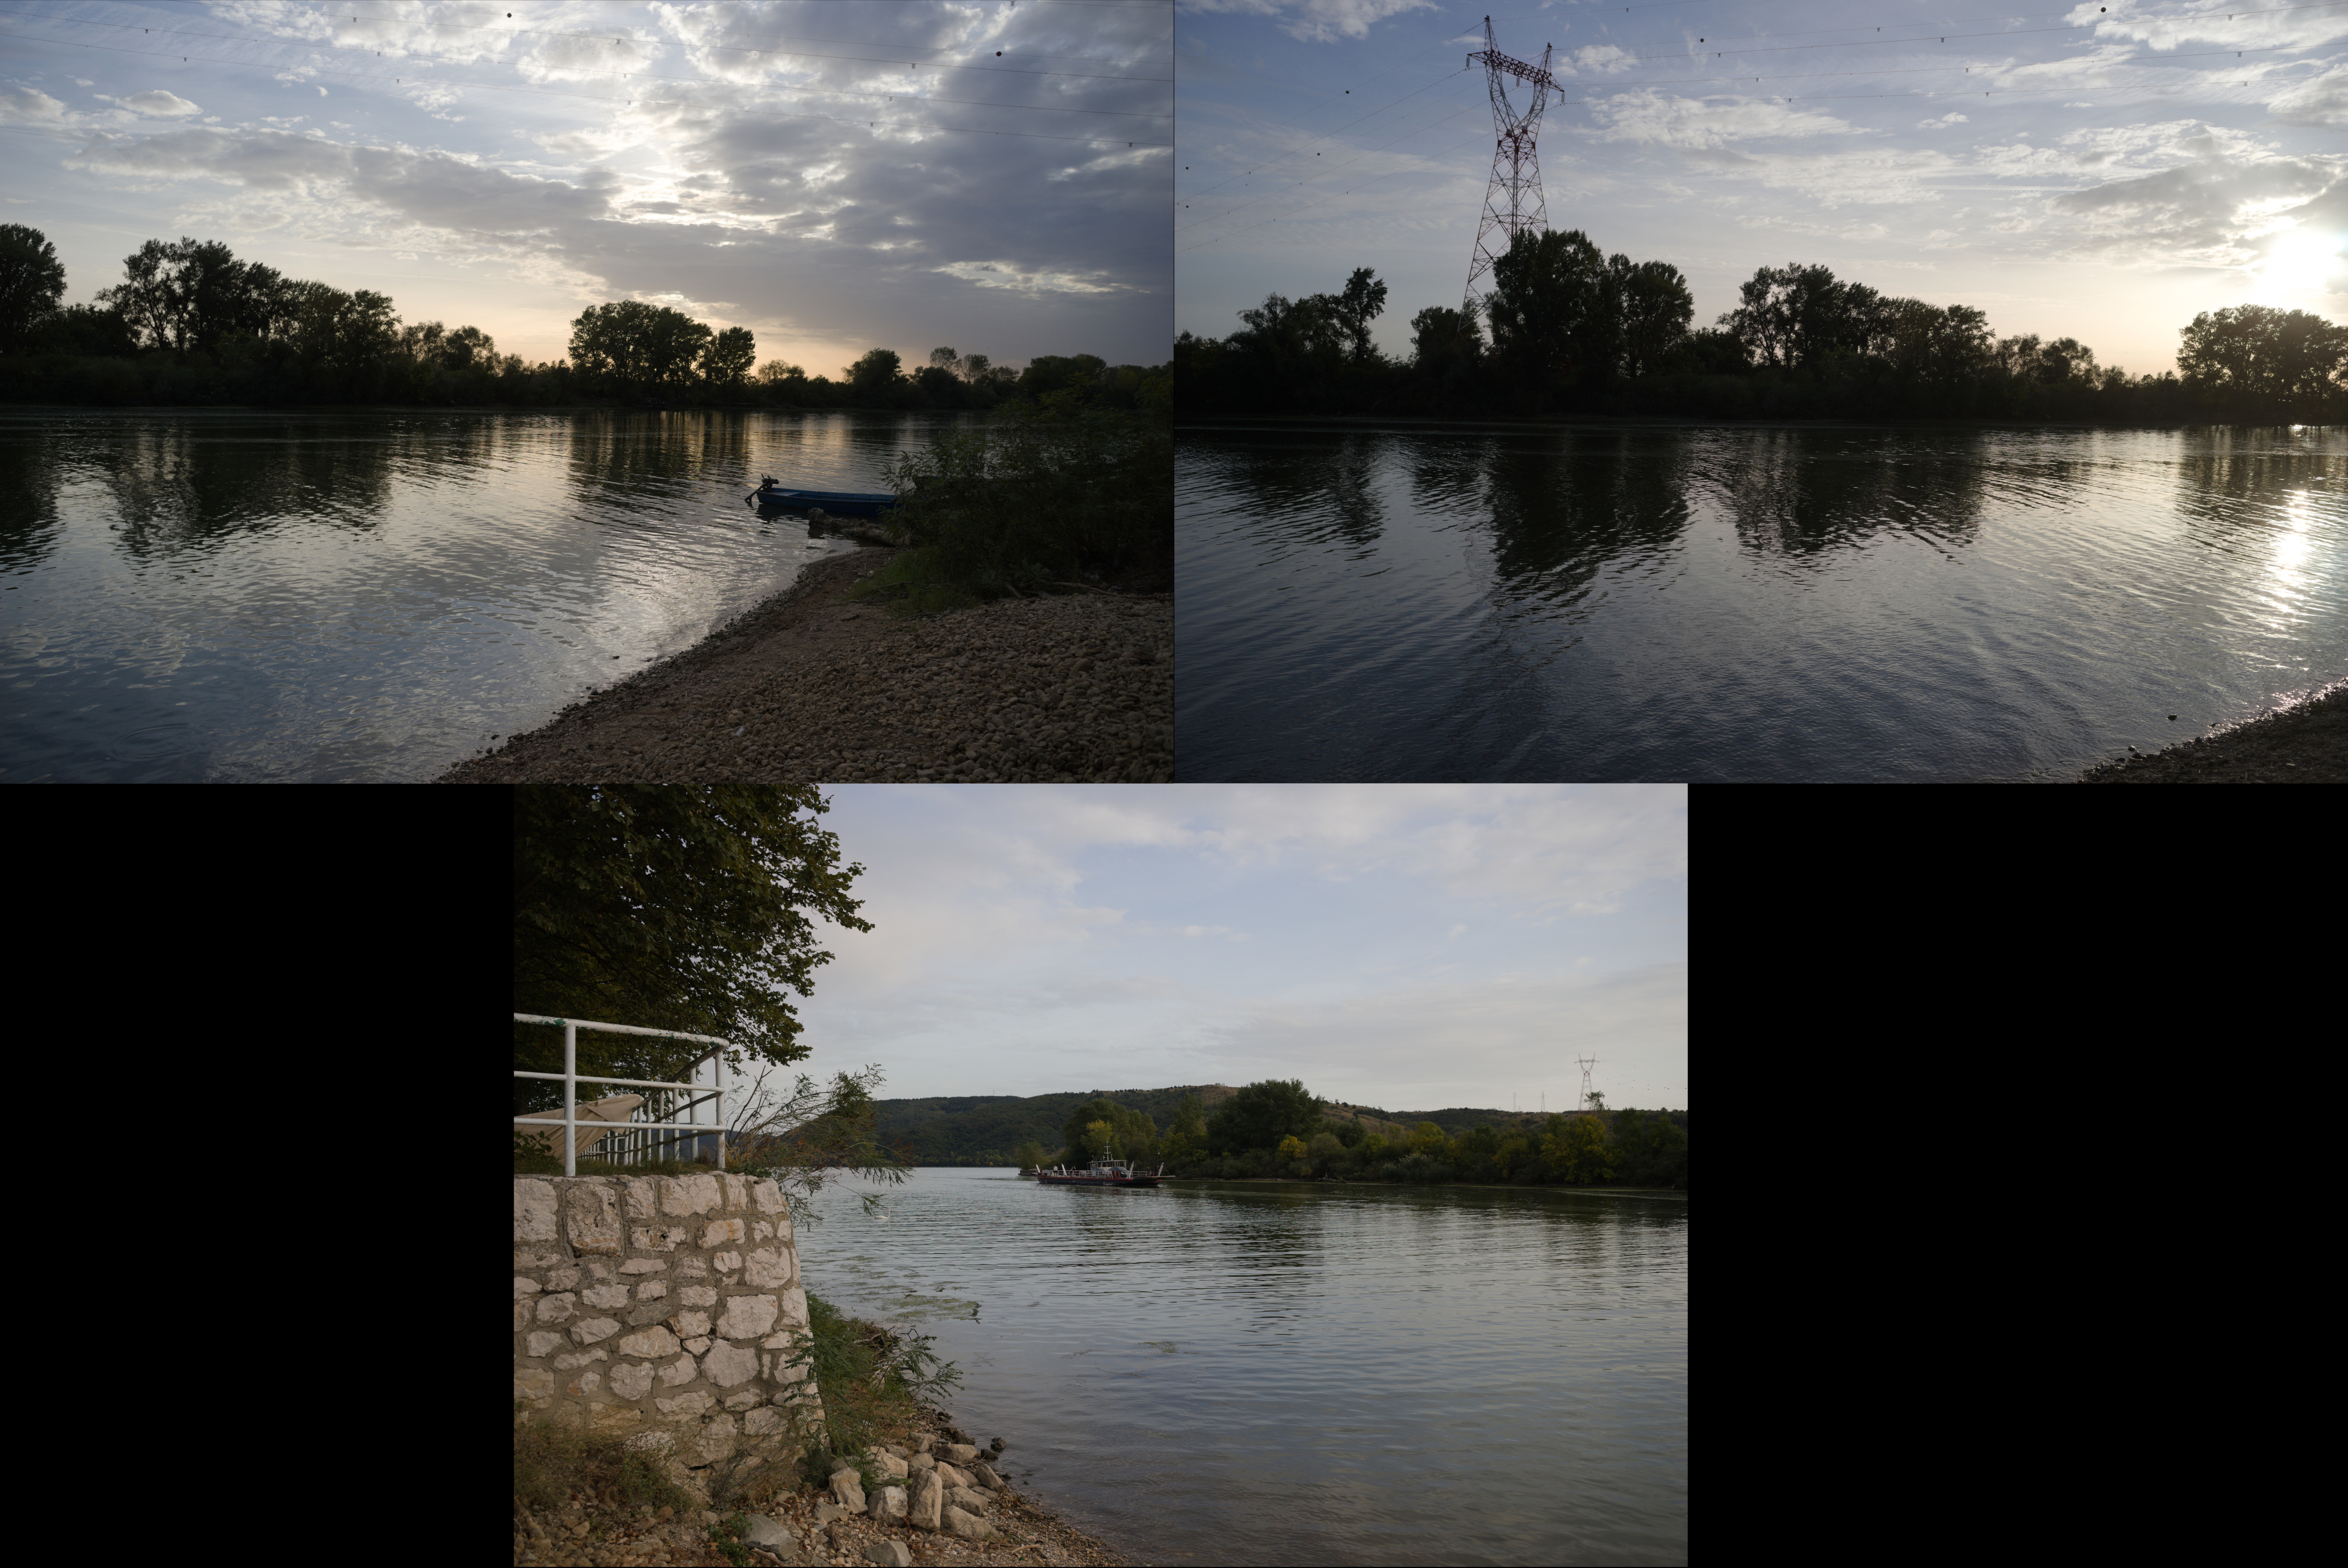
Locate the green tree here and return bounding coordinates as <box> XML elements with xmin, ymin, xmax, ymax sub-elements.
<box><xmin>1543</xmin><ymin>1112</ymin><xmax>1617</xmax><ymax>1185</ymax></box>
<box><xmin>1612</xmin><ymin>257</ymin><xmax>1694</xmax><ymax>379</ymax></box>
<box><xmin>1057</xmin><ymin>1096</ymin><xmax>1158</xmax><ymax>1166</ymax></box>
<box><xmin>1306</xmin><ymin>1130</ymin><xmax>1344</xmax><ymax>1175</ymax></box>
<box><xmin>512</xmin><ymin>785</ymin><xmax>872</xmax><ymax>1118</ymax></box>
<box><xmin>1330</xmin><ymin>266</ymin><xmax>1389</xmax><ymax>363</ymax></box>
<box><xmin>0</xmin><ymin>224</ymin><xmax>67</xmax><ymax>355</ymax></box>
<box><xmin>1013</xmin><ymin>1139</ymin><xmax>1047</xmax><ymax>1173</ymax></box>
<box><xmin>846</xmin><ymin>347</ymin><xmax>906</xmax><ymax>403</ymax></box>
<box><xmin>1407</xmin><ymin>1120</ymin><xmax>1450</xmax><ymax>1158</ymax></box>
<box><xmin>2179</xmin><ymin>304</ymin><xmax>2348</xmax><ymax>400</ymax></box>
<box><xmin>1161</xmin><ymin>1092</ymin><xmax>1208</xmax><ymax>1165</ymax></box>
<box><xmin>1206</xmin><ymin>1079</ymin><xmax>1320</xmax><ymax>1155</ymax></box>
<box><xmin>702</xmin><ymin>325</ymin><xmax>756</xmax><ymax>392</ymax></box>
<box><xmin>1486</xmin><ymin>227</ymin><xmax>1612</xmax><ymax>399</ymax></box>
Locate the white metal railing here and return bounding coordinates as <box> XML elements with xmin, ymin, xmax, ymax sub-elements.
<box><xmin>514</xmin><ymin>1013</ymin><xmax>728</xmax><ymax>1176</ymax></box>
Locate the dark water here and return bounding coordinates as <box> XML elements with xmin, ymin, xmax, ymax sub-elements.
<box><xmin>1176</xmin><ymin>420</ymin><xmax>2348</xmax><ymax>781</ymax></box>
<box><xmin>0</xmin><ymin>408</ymin><xmax>973</xmax><ymax>782</ymax></box>
<box><xmin>794</xmin><ymin>1168</ymin><xmax>1688</xmax><ymax>1567</ymax></box>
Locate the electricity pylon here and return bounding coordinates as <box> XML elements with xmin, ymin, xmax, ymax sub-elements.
<box><xmin>1461</xmin><ymin>16</ymin><xmax>1559</xmax><ymax>327</ymax></box>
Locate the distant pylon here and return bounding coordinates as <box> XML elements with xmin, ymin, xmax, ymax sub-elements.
<box><xmin>1577</xmin><ymin>1054</ymin><xmax>1600</xmax><ymax>1112</ymax></box>
<box><xmin>1461</xmin><ymin>16</ymin><xmax>1559</xmax><ymax>328</ymax></box>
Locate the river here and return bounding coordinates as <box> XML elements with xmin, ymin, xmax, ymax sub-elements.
<box><xmin>792</xmin><ymin>1168</ymin><xmax>1689</xmax><ymax>1567</ymax></box>
<box><xmin>0</xmin><ymin>408</ymin><xmax>976</xmax><ymax>782</ymax></box>
<box><xmin>1175</xmin><ymin>419</ymin><xmax>2348</xmax><ymax>781</ymax></box>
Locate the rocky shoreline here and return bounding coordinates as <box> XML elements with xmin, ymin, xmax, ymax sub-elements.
<box><xmin>512</xmin><ymin>1409</ymin><xmax>1128</xmax><ymax>1568</ymax></box>
<box><xmin>439</xmin><ymin>548</ymin><xmax>1172</xmax><ymax>784</ymax></box>
<box><xmin>2075</xmin><ymin>677</ymin><xmax>2348</xmax><ymax>782</ymax></box>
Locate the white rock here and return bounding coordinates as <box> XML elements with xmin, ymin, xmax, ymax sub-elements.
<box><xmin>944</xmin><ymin>1504</ymin><xmax>994</xmax><ymax>1542</ymax></box>
<box><xmin>658</xmin><ymin>1355</ymin><xmax>698</xmax><ymax>1388</ymax></box>
<box><xmin>536</xmin><ymin>1292</ymin><xmax>577</xmax><ymax>1323</ymax></box>
<box><xmin>935</xmin><ymin>1463</ymin><xmax>972</xmax><ymax>1490</ymax></box>
<box><xmin>693</xmin><ymin>1413</ymin><xmax>738</xmax><ymax>1464</ymax></box>
<box><xmin>523</xmin><ymin>1331</ymin><xmax>563</xmax><ymax>1357</ymax></box>
<box><xmin>869</xmin><ymin>1484</ymin><xmax>908</xmax><ymax>1520</ymax></box>
<box><xmin>514</xmin><ymin>1367</ymin><xmax>554</xmax><ymax>1403</ymax></box>
<box><xmin>750</xmin><ymin>1179</ymin><xmax>784</xmax><ymax>1214</ymax></box>
<box><xmin>545</xmin><ymin>1266</ymin><xmax>581</xmax><ymax>1292</ymax></box>
<box><xmin>608</xmin><ymin>1362</ymin><xmax>654</xmax><ymax>1401</ymax></box>
<box><xmin>872</xmin><ymin>1450</ymin><xmax>909</xmax><ymax>1480</ymax></box>
<box><xmin>948</xmin><ymin>1486</ymin><xmax>988</xmax><ymax>1515</ymax></box>
<box><xmin>828</xmin><ymin>1471</ymin><xmax>867</xmax><ymax>1512</ymax></box>
<box><xmin>638</xmin><ymin>1280</ymin><xmax>668</xmax><ymax>1300</ymax></box>
<box><xmin>655</xmin><ymin>1390</ymin><xmax>714</xmax><ymax>1418</ymax></box>
<box><xmin>623</xmin><ymin>1177</ymin><xmax>659</xmax><ymax>1219</ymax></box>
<box><xmin>680</xmin><ymin>1285</ymin><xmax>718</xmax><ymax>1308</ymax></box>
<box><xmin>565</xmin><ymin>1181</ymin><xmax>623</xmax><ymax>1255</ymax></box>
<box><xmin>675</xmin><ymin>1255</ymin><xmax>708</xmax><ymax>1278</ymax></box>
<box><xmin>701</xmin><ymin>1217</ymin><xmax>746</xmax><ymax>1248</ymax></box>
<box><xmin>867</xmin><ymin>1542</ymin><xmax>913</xmax><ymax>1567</ymax></box>
<box><xmin>581</xmin><ymin>1284</ymin><xmax>631</xmax><ymax>1310</ymax></box>
<box><xmin>714</xmin><ymin>1251</ymin><xmax>742</xmax><ymax>1276</ymax></box>
<box><xmin>572</xmin><ymin>1317</ymin><xmax>621</xmax><ymax>1345</ymax></box>
<box><xmin>568</xmin><ymin>1369</ymin><xmax>601</xmax><ymax>1396</ymax></box>
<box><xmin>715</xmin><ymin>1294</ymin><xmax>778</xmax><ymax>1340</ymax></box>
<box><xmin>703</xmin><ymin>1341</ymin><xmax>759</xmax><ymax>1389</ymax></box>
<box><xmin>514</xmin><ymin>1180</ymin><xmax>558</xmax><ymax>1242</ymax></box>
<box><xmin>553</xmin><ymin>1348</ymin><xmax>609</xmax><ymax>1371</ymax></box>
<box><xmin>617</xmin><ymin>1326</ymin><xmax>681</xmax><ymax>1359</ymax></box>
<box><xmin>684</xmin><ymin>1337</ymin><xmax>713</xmax><ymax>1356</ymax></box>
<box><xmin>724</xmin><ymin>1389</ymin><xmax>761</xmax><ymax>1411</ymax></box>
<box><xmin>515</xmin><ymin>1276</ymin><xmax>544</xmax><ymax>1299</ymax></box>
<box><xmin>619</xmin><ymin>1258</ymin><xmax>665</xmax><ymax>1275</ymax></box>
<box><xmin>660</xmin><ymin>1174</ymin><xmax>721</xmax><ymax>1217</ymax></box>
<box><xmin>631</xmin><ymin>1225</ymin><xmax>687</xmax><ymax>1253</ymax></box>
<box><xmin>753</xmin><ymin>1220</ymin><xmax>774</xmax><ymax>1242</ymax></box>
<box><xmin>719</xmin><ymin>1173</ymin><xmax>750</xmax><ymax>1211</ymax></box>
<box><xmin>515</xmin><ymin>1250</ymin><xmax>561</xmax><ymax>1269</ymax></box>
<box><xmin>743</xmin><ymin>1407</ymin><xmax>786</xmax><ymax>1436</ymax></box>
<box><xmin>907</xmin><ymin>1471</ymin><xmax>942</xmax><ymax>1531</ymax></box>
<box><xmin>513</xmin><ymin>1301</ymin><xmax>531</xmax><ymax>1332</ymax></box>
<box><xmin>745</xmin><ymin>1249</ymin><xmax>792</xmax><ymax>1289</ymax></box>
<box><xmin>668</xmin><ymin>1310</ymin><xmax>712</xmax><ymax>1340</ymax></box>
<box><xmin>623</xmin><ymin>1427</ymin><xmax>674</xmax><ymax>1458</ymax></box>
<box><xmin>778</xmin><ymin>1286</ymin><xmax>809</xmax><ymax>1326</ymax></box>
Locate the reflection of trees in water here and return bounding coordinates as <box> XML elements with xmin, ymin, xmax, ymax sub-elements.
<box><xmin>1426</xmin><ymin>431</ymin><xmax>1696</xmax><ymax>611</ymax></box>
<box><xmin>1702</xmin><ymin>429</ymin><xmax>1990</xmax><ymax>560</ymax></box>
<box><xmin>2172</xmin><ymin>428</ymin><xmax>2343</xmax><ymax>547</ymax></box>
<box><xmin>87</xmin><ymin>417</ymin><xmax>406</xmax><ymax>558</ymax></box>
<box><xmin>1207</xmin><ymin>430</ymin><xmax>1390</xmax><ymax>554</ymax></box>
<box><xmin>0</xmin><ymin>434</ymin><xmax>63</xmax><ymax>575</ymax></box>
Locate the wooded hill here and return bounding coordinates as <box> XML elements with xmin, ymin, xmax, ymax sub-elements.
<box><xmin>873</xmin><ymin>1086</ymin><xmax>1681</xmax><ymax>1165</ymax></box>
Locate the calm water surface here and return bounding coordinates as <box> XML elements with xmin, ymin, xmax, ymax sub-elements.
<box><xmin>1177</xmin><ymin>420</ymin><xmax>2348</xmax><ymax>780</ymax></box>
<box><xmin>794</xmin><ymin>1168</ymin><xmax>1688</xmax><ymax>1567</ymax></box>
<box><xmin>0</xmin><ymin>408</ymin><xmax>974</xmax><ymax>781</ymax></box>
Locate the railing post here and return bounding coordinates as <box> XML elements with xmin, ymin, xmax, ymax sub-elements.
<box><xmin>564</xmin><ymin>1019</ymin><xmax>577</xmax><ymax>1178</ymax></box>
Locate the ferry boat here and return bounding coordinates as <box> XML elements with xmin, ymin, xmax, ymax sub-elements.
<box><xmin>1034</xmin><ymin>1156</ymin><xmax>1164</xmax><ymax>1189</ymax></box>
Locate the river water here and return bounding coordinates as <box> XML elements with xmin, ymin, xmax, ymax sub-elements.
<box><xmin>792</xmin><ymin>1168</ymin><xmax>1688</xmax><ymax>1566</ymax></box>
<box><xmin>0</xmin><ymin>408</ymin><xmax>974</xmax><ymax>782</ymax></box>
<box><xmin>1176</xmin><ymin>420</ymin><xmax>2348</xmax><ymax>781</ymax></box>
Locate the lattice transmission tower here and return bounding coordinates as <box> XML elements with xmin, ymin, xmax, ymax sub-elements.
<box><xmin>1577</xmin><ymin>1054</ymin><xmax>1601</xmax><ymax>1112</ymax></box>
<box><xmin>1461</xmin><ymin>16</ymin><xmax>1561</xmax><ymax>328</ymax></box>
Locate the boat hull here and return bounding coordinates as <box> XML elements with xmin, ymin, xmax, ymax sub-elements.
<box><xmin>752</xmin><ymin>488</ymin><xmax>898</xmax><ymax>519</ymax></box>
<box><xmin>1034</xmin><ymin>1173</ymin><xmax>1160</xmax><ymax>1188</ymax></box>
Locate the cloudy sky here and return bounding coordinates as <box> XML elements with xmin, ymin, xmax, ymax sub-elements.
<box><xmin>1</xmin><ymin>0</ymin><xmax>1171</xmax><ymax>371</ymax></box>
<box><xmin>732</xmin><ymin>783</ymin><xmax>1687</xmax><ymax>1122</ymax></box>
<box><xmin>1177</xmin><ymin>0</ymin><xmax>2348</xmax><ymax>374</ymax></box>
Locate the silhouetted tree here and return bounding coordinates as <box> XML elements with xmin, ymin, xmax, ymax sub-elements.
<box><xmin>0</xmin><ymin>224</ymin><xmax>67</xmax><ymax>354</ymax></box>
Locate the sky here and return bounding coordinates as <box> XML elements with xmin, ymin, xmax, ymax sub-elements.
<box><xmin>1175</xmin><ymin>0</ymin><xmax>2348</xmax><ymax>375</ymax></box>
<box><xmin>716</xmin><ymin>783</ymin><xmax>1688</xmax><ymax>1123</ymax></box>
<box><xmin>0</xmin><ymin>0</ymin><xmax>1172</xmax><ymax>371</ymax></box>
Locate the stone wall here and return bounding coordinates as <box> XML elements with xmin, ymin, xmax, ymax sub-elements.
<box><xmin>514</xmin><ymin>1173</ymin><xmax>818</xmax><ymax>1484</ymax></box>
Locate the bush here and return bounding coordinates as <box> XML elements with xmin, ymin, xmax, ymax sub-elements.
<box><xmin>787</xmin><ymin>1292</ymin><xmax>960</xmax><ymax>1469</ymax></box>
<box><xmin>858</xmin><ymin>404</ymin><xmax>1171</xmax><ymax>611</ymax></box>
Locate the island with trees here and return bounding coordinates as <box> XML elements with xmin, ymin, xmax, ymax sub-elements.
<box><xmin>876</xmin><ymin>1079</ymin><xmax>1685</xmax><ymax>1190</ymax></box>
<box><xmin>1176</xmin><ymin>229</ymin><xmax>2348</xmax><ymax>425</ymax></box>
<box><xmin>0</xmin><ymin>224</ymin><xmax>1168</xmax><ymax>411</ymax></box>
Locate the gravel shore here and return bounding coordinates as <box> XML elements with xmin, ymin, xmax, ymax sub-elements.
<box><xmin>438</xmin><ymin>549</ymin><xmax>1171</xmax><ymax>784</ymax></box>
<box><xmin>2076</xmin><ymin>677</ymin><xmax>2348</xmax><ymax>782</ymax></box>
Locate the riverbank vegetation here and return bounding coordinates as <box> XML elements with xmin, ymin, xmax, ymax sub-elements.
<box><xmin>1018</xmin><ymin>1079</ymin><xmax>1687</xmax><ymax>1188</ymax></box>
<box><xmin>0</xmin><ymin>225</ymin><xmax>1168</xmax><ymax>412</ymax></box>
<box><xmin>852</xmin><ymin>397</ymin><xmax>1174</xmax><ymax>609</ymax></box>
<box><xmin>1177</xmin><ymin>235</ymin><xmax>2348</xmax><ymax>425</ymax></box>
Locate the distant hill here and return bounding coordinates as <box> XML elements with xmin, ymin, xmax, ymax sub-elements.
<box><xmin>870</xmin><ymin>1086</ymin><xmax>1682</xmax><ymax>1165</ymax></box>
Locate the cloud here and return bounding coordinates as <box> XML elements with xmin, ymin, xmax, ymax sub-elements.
<box><xmin>932</xmin><ymin>260</ymin><xmax>1123</xmax><ymax>294</ymax></box>
<box><xmin>1178</xmin><ymin>0</ymin><xmax>1439</xmax><ymax>45</ymax></box>
<box><xmin>110</xmin><ymin>91</ymin><xmax>201</xmax><ymax>118</ymax></box>
<box><xmin>1568</xmin><ymin>46</ymin><xmax>1637</xmax><ymax>76</ymax></box>
<box><xmin>2053</xmin><ymin>146</ymin><xmax>2346</xmax><ymax>265</ymax></box>
<box><xmin>0</xmin><ymin>85</ymin><xmax>70</xmax><ymax>125</ymax></box>
<box><xmin>1591</xmin><ymin>91</ymin><xmax>1870</xmax><ymax>151</ymax></box>
<box><xmin>2268</xmin><ymin>64</ymin><xmax>2348</xmax><ymax>128</ymax></box>
<box><xmin>1919</xmin><ymin>113</ymin><xmax>1970</xmax><ymax>129</ymax></box>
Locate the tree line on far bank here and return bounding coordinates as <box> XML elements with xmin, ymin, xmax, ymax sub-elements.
<box><xmin>0</xmin><ymin>225</ymin><xmax>1168</xmax><ymax>412</ymax></box>
<box><xmin>1013</xmin><ymin>1078</ymin><xmax>1687</xmax><ymax>1189</ymax></box>
<box><xmin>1177</xmin><ymin>229</ymin><xmax>2348</xmax><ymax>425</ymax></box>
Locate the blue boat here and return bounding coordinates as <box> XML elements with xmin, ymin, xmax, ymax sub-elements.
<box><xmin>747</xmin><ymin>477</ymin><xmax>899</xmax><ymax>519</ymax></box>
